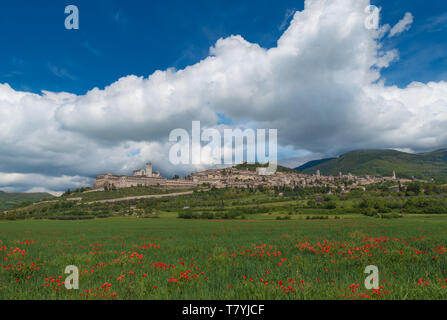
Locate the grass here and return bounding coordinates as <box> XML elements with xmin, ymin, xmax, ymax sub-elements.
<box><xmin>61</xmin><ymin>186</ymin><xmax>195</xmax><ymax>202</ymax></box>
<box><xmin>0</xmin><ymin>215</ymin><xmax>446</xmax><ymax>300</ymax></box>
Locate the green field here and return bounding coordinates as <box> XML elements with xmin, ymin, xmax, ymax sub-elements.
<box><xmin>1</xmin><ymin>215</ymin><xmax>446</xmax><ymax>300</ymax></box>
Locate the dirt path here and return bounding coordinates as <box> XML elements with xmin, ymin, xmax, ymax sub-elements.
<box><xmin>86</xmin><ymin>190</ymin><xmax>195</xmax><ymax>204</ymax></box>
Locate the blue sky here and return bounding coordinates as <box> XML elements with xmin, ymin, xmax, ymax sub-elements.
<box><xmin>374</xmin><ymin>0</ymin><xmax>447</xmax><ymax>85</ymax></box>
<box><xmin>1</xmin><ymin>0</ymin><xmax>302</xmax><ymax>94</ymax></box>
<box><xmin>1</xmin><ymin>0</ymin><xmax>445</xmax><ymax>95</ymax></box>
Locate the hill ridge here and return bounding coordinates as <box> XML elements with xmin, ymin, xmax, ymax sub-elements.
<box><xmin>295</xmin><ymin>148</ymin><xmax>447</xmax><ymax>180</ymax></box>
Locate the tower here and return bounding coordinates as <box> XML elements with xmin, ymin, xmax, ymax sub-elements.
<box><xmin>145</xmin><ymin>163</ymin><xmax>153</xmax><ymax>177</ymax></box>
<box><xmin>392</xmin><ymin>170</ymin><xmax>396</xmax><ymax>180</ymax></box>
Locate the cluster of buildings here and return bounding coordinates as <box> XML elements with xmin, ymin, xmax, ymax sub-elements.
<box><xmin>93</xmin><ymin>162</ymin><xmax>411</xmax><ymax>193</ymax></box>
<box><xmin>185</xmin><ymin>167</ymin><xmax>409</xmax><ymax>192</ymax></box>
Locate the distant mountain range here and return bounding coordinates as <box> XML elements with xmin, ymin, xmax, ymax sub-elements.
<box><xmin>295</xmin><ymin>149</ymin><xmax>447</xmax><ymax>181</ymax></box>
<box><xmin>0</xmin><ymin>191</ymin><xmax>53</xmax><ymax>210</ymax></box>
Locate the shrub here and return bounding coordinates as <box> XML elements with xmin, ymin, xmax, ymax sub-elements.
<box><xmin>276</xmin><ymin>216</ymin><xmax>291</xmax><ymax>220</ymax></box>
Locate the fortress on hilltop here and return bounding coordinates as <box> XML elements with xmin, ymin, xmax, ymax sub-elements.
<box><xmin>93</xmin><ymin>163</ymin><xmax>195</xmax><ymax>190</ymax></box>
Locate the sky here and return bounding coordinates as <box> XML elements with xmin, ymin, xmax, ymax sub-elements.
<box><xmin>0</xmin><ymin>0</ymin><xmax>446</xmax><ymax>193</ymax></box>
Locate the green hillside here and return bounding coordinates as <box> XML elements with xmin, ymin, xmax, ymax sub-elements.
<box><xmin>295</xmin><ymin>149</ymin><xmax>447</xmax><ymax>180</ymax></box>
<box><xmin>0</xmin><ymin>191</ymin><xmax>54</xmax><ymax>210</ymax></box>
<box><xmin>234</xmin><ymin>162</ymin><xmax>296</xmax><ymax>173</ymax></box>
<box><xmin>295</xmin><ymin>157</ymin><xmax>336</xmax><ymax>171</ymax></box>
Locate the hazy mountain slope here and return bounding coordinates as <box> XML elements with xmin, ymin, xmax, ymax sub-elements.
<box><xmin>0</xmin><ymin>191</ymin><xmax>53</xmax><ymax>210</ymax></box>
<box><xmin>295</xmin><ymin>149</ymin><xmax>447</xmax><ymax>180</ymax></box>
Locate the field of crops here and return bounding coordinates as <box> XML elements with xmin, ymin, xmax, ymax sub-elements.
<box><xmin>1</xmin><ymin>216</ymin><xmax>446</xmax><ymax>300</ymax></box>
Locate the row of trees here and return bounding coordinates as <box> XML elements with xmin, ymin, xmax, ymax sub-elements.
<box><xmin>358</xmin><ymin>196</ymin><xmax>447</xmax><ymax>214</ymax></box>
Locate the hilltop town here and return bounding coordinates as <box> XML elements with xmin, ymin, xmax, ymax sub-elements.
<box><xmin>93</xmin><ymin>162</ymin><xmax>417</xmax><ymax>193</ymax></box>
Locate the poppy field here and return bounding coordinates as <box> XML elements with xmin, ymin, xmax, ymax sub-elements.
<box><xmin>0</xmin><ymin>215</ymin><xmax>446</xmax><ymax>300</ymax></box>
